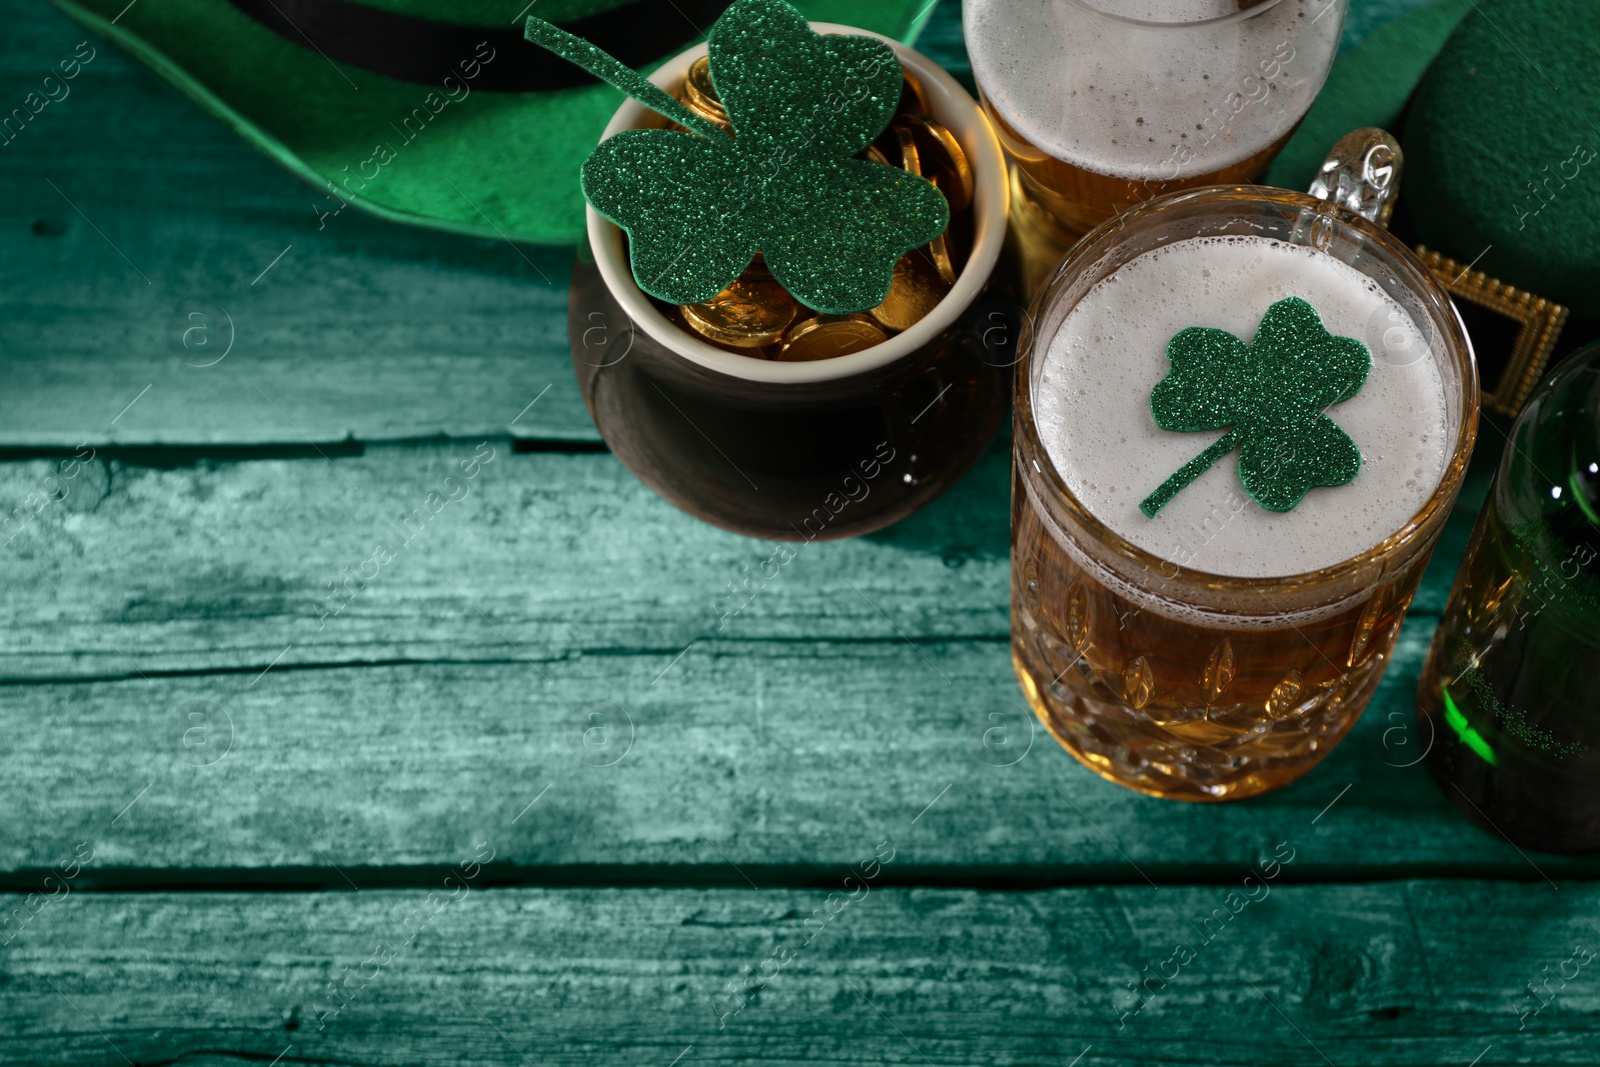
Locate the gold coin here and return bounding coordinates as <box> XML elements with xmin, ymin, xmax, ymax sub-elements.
<box><xmin>870</xmin><ymin>252</ymin><xmax>950</xmax><ymax>332</ymax></box>
<box><xmin>891</xmin><ymin>123</ymin><xmax>922</xmax><ymax>177</ymax></box>
<box><xmin>682</xmin><ymin>55</ymin><xmax>732</xmax><ymax>132</ymax></box>
<box><xmin>942</xmin><ymin>206</ymin><xmax>973</xmax><ymax>281</ymax></box>
<box><xmin>898</xmin><ymin>70</ymin><xmax>929</xmax><ymax>116</ymax></box>
<box><xmin>680</xmin><ymin>276</ymin><xmax>796</xmax><ymax>348</ymax></box>
<box><xmin>925</xmin><ymin>230</ymin><xmax>957</xmax><ymax>285</ymax></box>
<box><xmin>777</xmin><ymin>314</ymin><xmax>887</xmax><ymax>361</ymax></box>
<box><xmin>903</xmin><ymin>114</ymin><xmax>974</xmax><ymax>216</ymax></box>
<box><xmin>685</xmin><ymin>56</ymin><xmax>726</xmax><ymax>118</ymax></box>
<box><xmin>700</xmin><ymin>337</ymin><xmax>776</xmax><ymax>358</ymax></box>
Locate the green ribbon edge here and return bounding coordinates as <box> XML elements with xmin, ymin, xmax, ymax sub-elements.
<box><xmin>1262</xmin><ymin>0</ymin><xmax>1474</xmax><ymax>191</ymax></box>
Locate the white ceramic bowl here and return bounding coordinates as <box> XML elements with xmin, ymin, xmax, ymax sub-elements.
<box><xmin>586</xmin><ymin>25</ymin><xmax>1008</xmax><ymax>385</ymax></box>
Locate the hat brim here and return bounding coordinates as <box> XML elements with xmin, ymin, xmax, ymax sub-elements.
<box><xmin>52</xmin><ymin>0</ymin><xmax>935</xmax><ymax>244</ymax></box>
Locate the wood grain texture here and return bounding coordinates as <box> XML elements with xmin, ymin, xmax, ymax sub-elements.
<box><xmin>9</xmin><ymin>622</ymin><xmax>1599</xmax><ymax>883</ymax></box>
<box><xmin>1</xmin><ymin>882</ymin><xmax>1594</xmax><ymax>1065</ymax></box>
<box><xmin>0</xmin><ymin>437</ymin><xmax>1476</xmax><ymax>678</ymax></box>
<box><xmin>0</xmin><ymin>0</ymin><xmax>590</xmax><ymax>448</ymax></box>
<box><xmin>3</xmin><ymin>6</ymin><xmax>1576</xmax><ymax>1061</ymax></box>
<box><xmin>0</xmin><ymin>440</ymin><xmax>1015</xmax><ymax>677</ymax></box>
<box><xmin>0</xmin><ymin>441</ymin><xmax>1546</xmax><ymax>881</ymax></box>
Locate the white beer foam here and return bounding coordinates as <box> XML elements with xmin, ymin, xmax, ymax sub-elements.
<box><xmin>1035</xmin><ymin>235</ymin><xmax>1448</xmax><ymax>580</ymax></box>
<box><xmin>964</xmin><ymin>0</ymin><xmax>1341</xmax><ymax>181</ymax></box>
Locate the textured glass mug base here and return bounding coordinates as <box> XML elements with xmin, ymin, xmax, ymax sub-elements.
<box><xmin>1011</xmin><ymin>466</ymin><xmax>1418</xmax><ymax>802</ymax></box>
<box><xmin>1012</xmin><ymin>638</ymin><xmax>1381</xmax><ymax>802</ymax></box>
<box><xmin>568</xmin><ymin>258</ymin><xmax>1011</xmax><ymax>541</ymax></box>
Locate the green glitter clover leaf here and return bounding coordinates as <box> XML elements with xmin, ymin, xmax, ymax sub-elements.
<box><xmin>525</xmin><ymin>0</ymin><xmax>949</xmax><ymax>313</ymax></box>
<box><xmin>1138</xmin><ymin>297</ymin><xmax>1372</xmax><ymax>518</ymax></box>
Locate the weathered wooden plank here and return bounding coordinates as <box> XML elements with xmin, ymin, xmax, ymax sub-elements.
<box><xmin>6</xmin><ymin>619</ymin><xmax>1597</xmax><ymax>882</ymax></box>
<box><xmin>0</xmin><ymin>0</ymin><xmax>590</xmax><ymax>447</ymax></box>
<box><xmin>0</xmin><ymin>440</ymin><xmax>1016</xmax><ymax>676</ymax></box>
<box><xmin>0</xmin><ymin>437</ymin><xmax>1476</xmax><ymax>678</ymax></box>
<box><xmin>0</xmin><ymin>439</ymin><xmax>1527</xmax><ymax>880</ymax></box>
<box><xmin>1</xmin><ymin>882</ymin><xmax>1594</xmax><ymax>1064</ymax></box>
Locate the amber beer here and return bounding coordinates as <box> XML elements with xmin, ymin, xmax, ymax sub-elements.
<box><xmin>1013</xmin><ymin>481</ymin><xmax>1426</xmax><ymax>801</ymax></box>
<box><xmin>988</xmin><ymin>108</ymin><xmax>1296</xmax><ymax>242</ymax></box>
<box><xmin>965</xmin><ymin>0</ymin><xmax>1348</xmax><ymax>241</ymax></box>
<box><xmin>1012</xmin><ymin>185</ymin><xmax>1477</xmax><ymax>801</ymax></box>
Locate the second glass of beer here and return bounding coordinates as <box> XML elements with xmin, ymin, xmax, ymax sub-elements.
<box><xmin>1013</xmin><ymin>177</ymin><xmax>1478</xmax><ymax>801</ymax></box>
<box><xmin>965</xmin><ymin>0</ymin><xmax>1349</xmax><ymax>240</ymax></box>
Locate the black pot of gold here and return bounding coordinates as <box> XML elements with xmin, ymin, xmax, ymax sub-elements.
<box><xmin>539</xmin><ymin>0</ymin><xmax>1010</xmax><ymax>540</ymax></box>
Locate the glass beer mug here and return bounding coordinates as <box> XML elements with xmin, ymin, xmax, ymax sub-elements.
<box><xmin>1011</xmin><ymin>131</ymin><xmax>1479</xmax><ymax>800</ymax></box>
<box><xmin>966</xmin><ymin>0</ymin><xmax>1349</xmax><ymax>297</ymax></box>
<box><xmin>966</xmin><ymin>0</ymin><xmax>1349</xmax><ymax>238</ymax></box>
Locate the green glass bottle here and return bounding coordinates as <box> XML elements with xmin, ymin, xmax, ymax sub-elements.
<box><xmin>1417</xmin><ymin>341</ymin><xmax>1600</xmax><ymax>853</ymax></box>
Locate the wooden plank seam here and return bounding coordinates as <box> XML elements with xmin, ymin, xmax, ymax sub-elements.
<box><xmin>313</xmin><ymin>441</ymin><xmax>499</xmax><ymax>629</ymax></box>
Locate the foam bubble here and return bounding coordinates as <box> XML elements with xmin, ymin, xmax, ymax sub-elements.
<box><xmin>1035</xmin><ymin>235</ymin><xmax>1449</xmax><ymax>579</ymax></box>
<box><xmin>964</xmin><ymin>0</ymin><xmax>1341</xmax><ymax>181</ymax></box>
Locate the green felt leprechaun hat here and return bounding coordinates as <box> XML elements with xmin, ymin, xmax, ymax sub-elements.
<box><xmin>49</xmin><ymin>0</ymin><xmax>936</xmax><ymax>244</ymax></box>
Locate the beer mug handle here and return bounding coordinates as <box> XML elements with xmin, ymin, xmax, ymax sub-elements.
<box><xmin>1307</xmin><ymin>127</ymin><xmax>1403</xmax><ymax>229</ymax></box>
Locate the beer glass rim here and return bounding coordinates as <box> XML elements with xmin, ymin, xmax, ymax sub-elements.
<box><xmin>586</xmin><ymin>27</ymin><xmax>1009</xmax><ymax>386</ymax></box>
<box><xmin>1015</xmin><ymin>184</ymin><xmax>1480</xmax><ymax>594</ymax></box>
<box><xmin>1062</xmin><ymin>0</ymin><xmax>1291</xmax><ymax>29</ymax></box>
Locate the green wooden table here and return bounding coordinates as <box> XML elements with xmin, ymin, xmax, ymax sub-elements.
<box><xmin>5</xmin><ymin>1</ymin><xmax>1599</xmax><ymax>1063</ymax></box>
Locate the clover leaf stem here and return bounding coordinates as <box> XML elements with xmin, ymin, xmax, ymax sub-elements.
<box><xmin>1139</xmin><ymin>427</ymin><xmax>1243</xmax><ymax>519</ymax></box>
<box><xmin>525</xmin><ymin>17</ymin><xmax>730</xmax><ymax>141</ymax></box>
